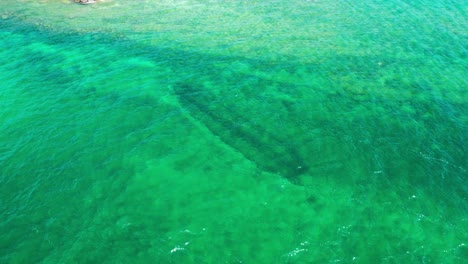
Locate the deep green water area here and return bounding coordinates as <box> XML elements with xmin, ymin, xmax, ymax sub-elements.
<box><xmin>0</xmin><ymin>0</ymin><xmax>466</xmax><ymax>263</ymax></box>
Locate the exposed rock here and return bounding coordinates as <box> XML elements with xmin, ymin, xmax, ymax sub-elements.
<box><xmin>75</xmin><ymin>0</ymin><xmax>96</xmax><ymax>4</ymax></box>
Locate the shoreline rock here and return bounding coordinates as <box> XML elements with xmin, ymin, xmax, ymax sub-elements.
<box><xmin>75</xmin><ymin>0</ymin><xmax>96</xmax><ymax>4</ymax></box>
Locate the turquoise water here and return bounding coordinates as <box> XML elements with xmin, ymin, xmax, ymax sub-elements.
<box><xmin>0</xmin><ymin>0</ymin><xmax>466</xmax><ymax>263</ymax></box>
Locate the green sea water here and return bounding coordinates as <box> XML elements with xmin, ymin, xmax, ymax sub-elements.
<box><xmin>0</xmin><ymin>0</ymin><xmax>466</xmax><ymax>263</ymax></box>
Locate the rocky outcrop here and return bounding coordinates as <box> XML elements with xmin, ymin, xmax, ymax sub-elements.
<box><xmin>75</xmin><ymin>0</ymin><xmax>96</xmax><ymax>4</ymax></box>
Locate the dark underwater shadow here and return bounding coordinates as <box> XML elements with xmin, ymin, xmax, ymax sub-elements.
<box><xmin>2</xmin><ymin>18</ymin><xmax>465</xmax><ymax>189</ymax></box>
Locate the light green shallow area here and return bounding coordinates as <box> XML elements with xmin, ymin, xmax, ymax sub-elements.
<box><xmin>0</xmin><ymin>0</ymin><xmax>466</xmax><ymax>263</ymax></box>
